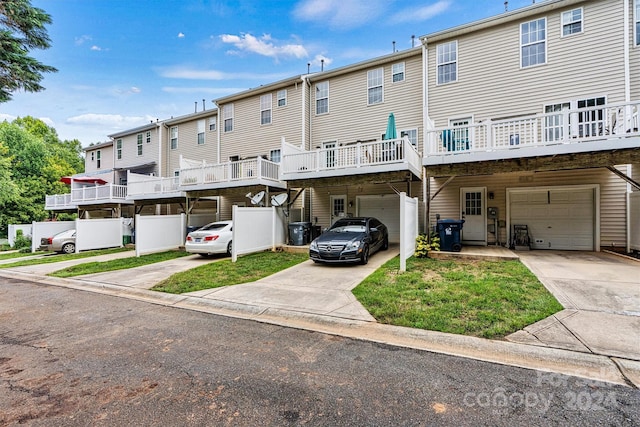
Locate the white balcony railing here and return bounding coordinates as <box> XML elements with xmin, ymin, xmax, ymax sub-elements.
<box><xmin>70</xmin><ymin>184</ymin><xmax>128</xmax><ymax>202</ymax></box>
<box><xmin>127</xmin><ymin>176</ymin><xmax>180</xmax><ymax>197</ymax></box>
<box><xmin>45</xmin><ymin>193</ymin><xmax>74</xmax><ymax>209</ymax></box>
<box><xmin>425</xmin><ymin>101</ymin><xmax>640</xmax><ymax>159</ymax></box>
<box><xmin>179</xmin><ymin>157</ymin><xmax>281</xmax><ymax>186</ymax></box>
<box><xmin>281</xmin><ymin>137</ymin><xmax>421</xmax><ymax>176</ymax></box>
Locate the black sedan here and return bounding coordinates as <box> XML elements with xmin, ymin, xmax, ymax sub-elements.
<box><xmin>309</xmin><ymin>217</ymin><xmax>389</xmax><ymax>265</ymax></box>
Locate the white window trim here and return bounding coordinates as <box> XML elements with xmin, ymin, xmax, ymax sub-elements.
<box><xmin>170</xmin><ymin>126</ymin><xmax>178</xmax><ymax>150</ymax></box>
<box><xmin>367</xmin><ymin>68</ymin><xmax>384</xmax><ymax>105</ymax></box>
<box><xmin>560</xmin><ymin>7</ymin><xmax>583</xmax><ymax>37</ymax></box>
<box><xmin>399</xmin><ymin>128</ymin><xmax>418</xmax><ymax>147</ymax></box>
<box><xmin>209</xmin><ymin>117</ymin><xmax>217</xmax><ymax>131</ymax></box>
<box><xmin>197</xmin><ymin>119</ymin><xmax>205</xmax><ymax>145</ymax></box>
<box><xmin>116</xmin><ymin>139</ymin><xmax>122</xmax><ymax>160</ymax></box>
<box><xmin>635</xmin><ymin>0</ymin><xmax>640</xmax><ymax>46</ymax></box>
<box><xmin>436</xmin><ymin>41</ymin><xmax>458</xmax><ymax>85</ymax></box>
<box><xmin>260</xmin><ymin>94</ymin><xmax>272</xmax><ymax>125</ymax></box>
<box><xmin>137</xmin><ymin>134</ymin><xmax>143</xmax><ymax>156</ymax></box>
<box><xmin>315</xmin><ymin>81</ymin><xmax>329</xmax><ymax>115</ymax></box>
<box><xmin>520</xmin><ymin>17</ymin><xmax>547</xmax><ymax>69</ymax></box>
<box><xmin>146</xmin><ymin>131</ymin><xmax>151</xmax><ymax>143</ymax></box>
<box><xmin>270</xmin><ymin>148</ymin><xmax>281</xmax><ymax>163</ymax></box>
<box><xmin>223</xmin><ymin>104</ymin><xmax>234</xmax><ymax>133</ymax></box>
<box><xmin>277</xmin><ymin>89</ymin><xmax>287</xmax><ymax>107</ymax></box>
<box><xmin>392</xmin><ymin>62</ymin><xmax>405</xmax><ymax>83</ymax></box>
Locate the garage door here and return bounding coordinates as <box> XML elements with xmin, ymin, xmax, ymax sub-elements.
<box><xmin>509</xmin><ymin>187</ymin><xmax>594</xmax><ymax>250</ymax></box>
<box><xmin>358</xmin><ymin>195</ymin><xmax>400</xmax><ymax>243</ymax></box>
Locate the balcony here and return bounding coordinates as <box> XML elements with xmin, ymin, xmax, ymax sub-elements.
<box><xmin>424</xmin><ymin>101</ymin><xmax>640</xmax><ymax>166</ymax></box>
<box><xmin>179</xmin><ymin>157</ymin><xmax>286</xmax><ymax>191</ymax></box>
<box><xmin>44</xmin><ymin>193</ymin><xmax>76</xmax><ymax>210</ymax></box>
<box><xmin>281</xmin><ymin>137</ymin><xmax>422</xmax><ymax>182</ymax></box>
<box><xmin>126</xmin><ymin>174</ymin><xmax>183</xmax><ymax>201</ymax></box>
<box><xmin>45</xmin><ymin>183</ymin><xmax>131</xmax><ymax>210</ymax></box>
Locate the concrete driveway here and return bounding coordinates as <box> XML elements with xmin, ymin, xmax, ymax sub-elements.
<box><xmin>507</xmin><ymin>251</ymin><xmax>640</xmax><ymax>361</ymax></box>
<box><xmin>187</xmin><ymin>245</ymin><xmax>401</xmax><ymax>322</ymax></box>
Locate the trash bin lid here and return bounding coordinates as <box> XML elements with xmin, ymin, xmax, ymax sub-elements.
<box><xmin>437</xmin><ymin>219</ymin><xmax>465</xmax><ymax>224</ymax></box>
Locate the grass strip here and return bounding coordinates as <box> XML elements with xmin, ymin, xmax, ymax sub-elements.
<box><xmin>353</xmin><ymin>256</ymin><xmax>563</xmax><ymax>339</ymax></box>
<box><xmin>49</xmin><ymin>250</ymin><xmax>191</xmax><ymax>278</ymax></box>
<box><xmin>0</xmin><ymin>247</ymin><xmax>132</xmax><ymax>268</ymax></box>
<box><xmin>0</xmin><ymin>251</ymin><xmax>44</xmax><ymax>260</ymax></box>
<box><xmin>153</xmin><ymin>251</ymin><xmax>308</xmax><ymax>294</ymax></box>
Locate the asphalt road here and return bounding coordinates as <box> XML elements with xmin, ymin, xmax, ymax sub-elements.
<box><xmin>1</xmin><ymin>278</ymin><xmax>639</xmax><ymax>426</ymax></box>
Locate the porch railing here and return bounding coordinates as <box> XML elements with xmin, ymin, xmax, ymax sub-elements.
<box><xmin>281</xmin><ymin>137</ymin><xmax>420</xmax><ymax>174</ymax></box>
<box><xmin>45</xmin><ymin>193</ymin><xmax>74</xmax><ymax>209</ymax></box>
<box><xmin>179</xmin><ymin>157</ymin><xmax>281</xmax><ymax>186</ymax></box>
<box><xmin>425</xmin><ymin>100</ymin><xmax>640</xmax><ymax>157</ymax></box>
<box><xmin>127</xmin><ymin>176</ymin><xmax>181</xmax><ymax>196</ymax></box>
<box><xmin>70</xmin><ymin>184</ymin><xmax>128</xmax><ymax>202</ymax></box>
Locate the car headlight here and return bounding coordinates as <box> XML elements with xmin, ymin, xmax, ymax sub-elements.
<box><xmin>309</xmin><ymin>240</ymin><xmax>318</xmax><ymax>250</ymax></box>
<box><xmin>345</xmin><ymin>240</ymin><xmax>361</xmax><ymax>251</ymax></box>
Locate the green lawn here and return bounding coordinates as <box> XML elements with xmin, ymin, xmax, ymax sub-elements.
<box><xmin>49</xmin><ymin>250</ymin><xmax>191</xmax><ymax>277</ymax></box>
<box><xmin>353</xmin><ymin>256</ymin><xmax>562</xmax><ymax>339</ymax></box>
<box><xmin>153</xmin><ymin>251</ymin><xmax>308</xmax><ymax>294</ymax></box>
<box><xmin>0</xmin><ymin>251</ymin><xmax>43</xmax><ymax>260</ymax></box>
<box><xmin>0</xmin><ymin>247</ymin><xmax>132</xmax><ymax>268</ymax></box>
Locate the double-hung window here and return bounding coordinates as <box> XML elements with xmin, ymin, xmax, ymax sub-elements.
<box><xmin>137</xmin><ymin>134</ymin><xmax>143</xmax><ymax>155</ymax></box>
<box><xmin>270</xmin><ymin>149</ymin><xmax>281</xmax><ymax>163</ymax></box>
<box><xmin>561</xmin><ymin>8</ymin><xmax>582</xmax><ymax>36</ymax></box>
<box><xmin>367</xmin><ymin>68</ymin><xmax>383</xmax><ymax>105</ymax></box>
<box><xmin>116</xmin><ymin>139</ymin><xmax>122</xmax><ymax>160</ymax></box>
<box><xmin>197</xmin><ymin>119</ymin><xmax>205</xmax><ymax>145</ymax></box>
<box><xmin>315</xmin><ymin>82</ymin><xmax>329</xmax><ymax>114</ymax></box>
<box><xmin>209</xmin><ymin>117</ymin><xmax>216</xmax><ymax>131</ymax></box>
<box><xmin>521</xmin><ymin>18</ymin><xmax>546</xmax><ymax>67</ymax></box>
<box><xmin>436</xmin><ymin>41</ymin><xmax>457</xmax><ymax>84</ymax></box>
<box><xmin>96</xmin><ymin>150</ymin><xmax>101</xmax><ymax>168</ymax></box>
<box><xmin>146</xmin><ymin>131</ymin><xmax>151</xmax><ymax>143</ymax></box>
<box><xmin>635</xmin><ymin>0</ymin><xmax>640</xmax><ymax>45</ymax></box>
<box><xmin>277</xmin><ymin>89</ymin><xmax>287</xmax><ymax>107</ymax></box>
<box><xmin>223</xmin><ymin>104</ymin><xmax>234</xmax><ymax>132</ymax></box>
<box><xmin>392</xmin><ymin>62</ymin><xmax>405</xmax><ymax>83</ymax></box>
<box><xmin>400</xmin><ymin>129</ymin><xmax>417</xmax><ymax>147</ymax></box>
<box><xmin>260</xmin><ymin>94</ymin><xmax>272</xmax><ymax>125</ymax></box>
<box><xmin>170</xmin><ymin>126</ymin><xmax>178</xmax><ymax>150</ymax></box>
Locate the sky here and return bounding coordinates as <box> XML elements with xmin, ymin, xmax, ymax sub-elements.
<box><xmin>0</xmin><ymin>0</ymin><xmax>538</xmax><ymax>147</ymax></box>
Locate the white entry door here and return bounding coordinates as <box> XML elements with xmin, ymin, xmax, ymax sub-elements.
<box><xmin>330</xmin><ymin>195</ymin><xmax>346</xmax><ymax>225</ymax></box>
<box><xmin>460</xmin><ymin>187</ymin><xmax>487</xmax><ymax>245</ymax></box>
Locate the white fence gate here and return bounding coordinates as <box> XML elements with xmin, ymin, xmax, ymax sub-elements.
<box><xmin>30</xmin><ymin>221</ymin><xmax>75</xmax><ymax>253</ymax></box>
<box><xmin>135</xmin><ymin>214</ymin><xmax>186</xmax><ymax>256</ymax></box>
<box><xmin>629</xmin><ymin>192</ymin><xmax>640</xmax><ymax>252</ymax></box>
<box><xmin>399</xmin><ymin>192</ymin><xmax>419</xmax><ymax>272</ymax></box>
<box><xmin>75</xmin><ymin>218</ymin><xmax>123</xmax><ymax>252</ymax></box>
<box><xmin>232</xmin><ymin>206</ymin><xmax>286</xmax><ymax>262</ymax></box>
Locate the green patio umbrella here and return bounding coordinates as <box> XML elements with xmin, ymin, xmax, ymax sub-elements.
<box><xmin>385</xmin><ymin>113</ymin><xmax>397</xmax><ymax>140</ymax></box>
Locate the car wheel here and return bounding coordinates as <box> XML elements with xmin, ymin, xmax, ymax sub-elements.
<box><xmin>61</xmin><ymin>243</ymin><xmax>75</xmax><ymax>254</ymax></box>
<box><xmin>382</xmin><ymin>236</ymin><xmax>389</xmax><ymax>251</ymax></box>
<box><xmin>360</xmin><ymin>245</ymin><xmax>370</xmax><ymax>265</ymax></box>
<box><xmin>226</xmin><ymin>241</ymin><xmax>232</xmax><ymax>256</ymax></box>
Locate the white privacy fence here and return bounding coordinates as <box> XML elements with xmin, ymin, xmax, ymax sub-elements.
<box><xmin>629</xmin><ymin>192</ymin><xmax>640</xmax><ymax>252</ymax></box>
<box><xmin>75</xmin><ymin>218</ymin><xmax>123</xmax><ymax>252</ymax></box>
<box><xmin>8</xmin><ymin>224</ymin><xmax>32</xmax><ymax>247</ymax></box>
<box><xmin>399</xmin><ymin>192</ymin><xmax>419</xmax><ymax>272</ymax></box>
<box><xmin>30</xmin><ymin>221</ymin><xmax>76</xmax><ymax>252</ymax></box>
<box><xmin>231</xmin><ymin>206</ymin><xmax>286</xmax><ymax>262</ymax></box>
<box><xmin>135</xmin><ymin>214</ymin><xmax>186</xmax><ymax>256</ymax></box>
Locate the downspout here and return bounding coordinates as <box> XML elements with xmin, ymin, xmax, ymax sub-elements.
<box><xmin>157</xmin><ymin>121</ymin><xmax>162</xmax><ymax>177</ymax></box>
<box><xmin>214</xmin><ymin>102</ymin><xmax>221</xmax><ymax>163</ymax></box>
<box><xmin>421</xmin><ymin>40</ymin><xmax>429</xmax><ymax>234</ymax></box>
<box><xmin>623</xmin><ymin>0</ymin><xmax>630</xmax><ymax>103</ymax></box>
<box><xmin>301</xmin><ymin>75</ymin><xmax>307</xmax><ymax>149</ymax></box>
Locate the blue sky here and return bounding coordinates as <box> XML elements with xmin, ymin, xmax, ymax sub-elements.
<box><xmin>0</xmin><ymin>0</ymin><xmax>536</xmax><ymax>146</ymax></box>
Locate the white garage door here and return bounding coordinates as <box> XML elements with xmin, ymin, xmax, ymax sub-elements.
<box><xmin>509</xmin><ymin>187</ymin><xmax>595</xmax><ymax>250</ymax></box>
<box><xmin>358</xmin><ymin>195</ymin><xmax>400</xmax><ymax>243</ymax></box>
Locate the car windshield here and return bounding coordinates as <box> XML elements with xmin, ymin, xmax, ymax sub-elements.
<box><xmin>199</xmin><ymin>223</ymin><xmax>228</xmax><ymax>231</ymax></box>
<box><xmin>329</xmin><ymin>221</ymin><xmax>366</xmax><ymax>233</ymax></box>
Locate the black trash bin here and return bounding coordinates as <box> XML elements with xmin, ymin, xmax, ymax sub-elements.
<box><xmin>437</xmin><ymin>219</ymin><xmax>465</xmax><ymax>252</ymax></box>
<box><xmin>288</xmin><ymin>222</ymin><xmax>312</xmax><ymax>246</ymax></box>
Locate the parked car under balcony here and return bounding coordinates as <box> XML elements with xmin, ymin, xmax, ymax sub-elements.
<box><xmin>184</xmin><ymin>221</ymin><xmax>233</xmax><ymax>257</ymax></box>
<box><xmin>39</xmin><ymin>229</ymin><xmax>76</xmax><ymax>254</ymax></box>
<box><xmin>309</xmin><ymin>217</ymin><xmax>389</xmax><ymax>265</ymax></box>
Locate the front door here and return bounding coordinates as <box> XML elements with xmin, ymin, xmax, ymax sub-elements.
<box><xmin>330</xmin><ymin>195</ymin><xmax>346</xmax><ymax>225</ymax></box>
<box><xmin>460</xmin><ymin>187</ymin><xmax>486</xmax><ymax>245</ymax></box>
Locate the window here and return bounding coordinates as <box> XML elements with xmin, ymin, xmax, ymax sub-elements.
<box><xmin>270</xmin><ymin>149</ymin><xmax>281</xmax><ymax>163</ymax></box>
<box><xmin>116</xmin><ymin>139</ymin><xmax>122</xmax><ymax>159</ymax></box>
<box><xmin>465</xmin><ymin>192</ymin><xmax>482</xmax><ymax>216</ymax></box>
<box><xmin>260</xmin><ymin>94</ymin><xmax>272</xmax><ymax>125</ymax></box>
<box><xmin>367</xmin><ymin>68</ymin><xmax>383</xmax><ymax>105</ymax></box>
<box><xmin>576</xmin><ymin>96</ymin><xmax>606</xmax><ymax>138</ymax></box>
<box><xmin>209</xmin><ymin>117</ymin><xmax>216</xmax><ymax>131</ymax></box>
<box><xmin>544</xmin><ymin>102</ymin><xmax>570</xmax><ymax>142</ymax></box>
<box><xmin>170</xmin><ymin>126</ymin><xmax>178</xmax><ymax>150</ymax></box>
<box><xmin>315</xmin><ymin>81</ymin><xmax>329</xmax><ymax>114</ymax></box>
<box><xmin>174</xmin><ymin>170</ymin><xmax>180</xmax><ymax>177</ymax></box>
<box><xmin>91</xmin><ymin>152</ymin><xmax>94</xmax><ymax>161</ymax></box>
<box><xmin>521</xmin><ymin>18</ymin><xmax>546</xmax><ymax>67</ymax></box>
<box><xmin>277</xmin><ymin>89</ymin><xmax>287</xmax><ymax>107</ymax></box>
<box><xmin>635</xmin><ymin>0</ymin><xmax>640</xmax><ymax>45</ymax></box>
<box><xmin>436</xmin><ymin>41</ymin><xmax>457</xmax><ymax>84</ymax></box>
<box><xmin>96</xmin><ymin>150</ymin><xmax>101</xmax><ymax>169</ymax></box>
<box><xmin>392</xmin><ymin>62</ymin><xmax>405</xmax><ymax>83</ymax></box>
<box><xmin>137</xmin><ymin>134</ymin><xmax>143</xmax><ymax>155</ymax></box>
<box><xmin>146</xmin><ymin>131</ymin><xmax>151</xmax><ymax>143</ymax></box>
<box><xmin>197</xmin><ymin>119</ymin><xmax>205</xmax><ymax>145</ymax></box>
<box><xmin>561</xmin><ymin>8</ymin><xmax>582</xmax><ymax>36</ymax></box>
<box><xmin>223</xmin><ymin>104</ymin><xmax>234</xmax><ymax>132</ymax></box>
<box><xmin>444</xmin><ymin>117</ymin><xmax>471</xmax><ymax>151</ymax></box>
<box><xmin>400</xmin><ymin>129</ymin><xmax>417</xmax><ymax>146</ymax></box>
<box><xmin>322</xmin><ymin>141</ymin><xmax>336</xmax><ymax>168</ymax></box>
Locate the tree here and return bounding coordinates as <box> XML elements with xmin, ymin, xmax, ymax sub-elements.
<box><xmin>0</xmin><ymin>0</ymin><xmax>57</xmax><ymax>103</ymax></box>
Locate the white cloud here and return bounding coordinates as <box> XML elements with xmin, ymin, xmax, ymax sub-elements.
<box><xmin>0</xmin><ymin>113</ymin><xmax>54</xmax><ymax>127</ymax></box>
<box><xmin>220</xmin><ymin>33</ymin><xmax>308</xmax><ymax>59</ymax></box>
<box><xmin>309</xmin><ymin>54</ymin><xmax>333</xmax><ymax>70</ymax></box>
<box><xmin>293</xmin><ymin>0</ymin><xmax>387</xmax><ymax>29</ymax></box>
<box><xmin>129</xmin><ymin>87</ymin><xmax>141</xmax><ymax>94</ymax></box>
<box><xmin>157</xmin><ymin>66</ymin><xmax>290</xmax><ymax>81</ymax></box>
<box><xmin>66</xmin><ymin>114</ymin><xmax>156</xmax><ymax>130</ymax></box>
<box><xmin>177</xmin><ymin>32</ymin><xmax>185</xmax><ymax>38</ymax></box>
<box><xmin>90</xmin><ymin>45</ymin><xmax>103</xmax><ymax>51</ymax></box>
<box><xmin>75</xmin><ymin>35</ymin><xmax>92</xmax><ymax>45</ymax></box>
<box><xmin>0</xmin><ymin>113</ymin><xmax>16</xmax><ymax>123</ymax></box>
<box><xmin>161</xmin><ymin>86</ymin><xmax>248</xmax><ymax>95</ymax></box>
<box><xmin>390</xmin><ymin>1</ymin><xmax>451</xmax><ymax>24</ymax></box>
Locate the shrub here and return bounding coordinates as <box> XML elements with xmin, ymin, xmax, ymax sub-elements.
<box><xmin>13</xmin><ymin>230</ymin><xmax>32</xmax><ymax>251</ymax></box>
<box><xmin>415</xmin><ymin>233</ymin><xmax>440</xmax><ymax>258</ymax></box>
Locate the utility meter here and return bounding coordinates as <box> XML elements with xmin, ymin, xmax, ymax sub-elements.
<box><xmin>487</xmin><ymin>207</ymin><xmax>498</xmax><ymax>219</ymax></box>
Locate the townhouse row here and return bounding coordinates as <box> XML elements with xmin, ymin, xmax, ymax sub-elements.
<box><xmin>47</xmin><ymin>0</ymin><xmax>640</xmax><ymax>252</ymax></box>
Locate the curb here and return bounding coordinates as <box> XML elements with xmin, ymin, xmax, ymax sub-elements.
<box><xmin>1</xmin><ymin>269</ymin><xmax>637</xmax><ymax>388</ymax></box>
